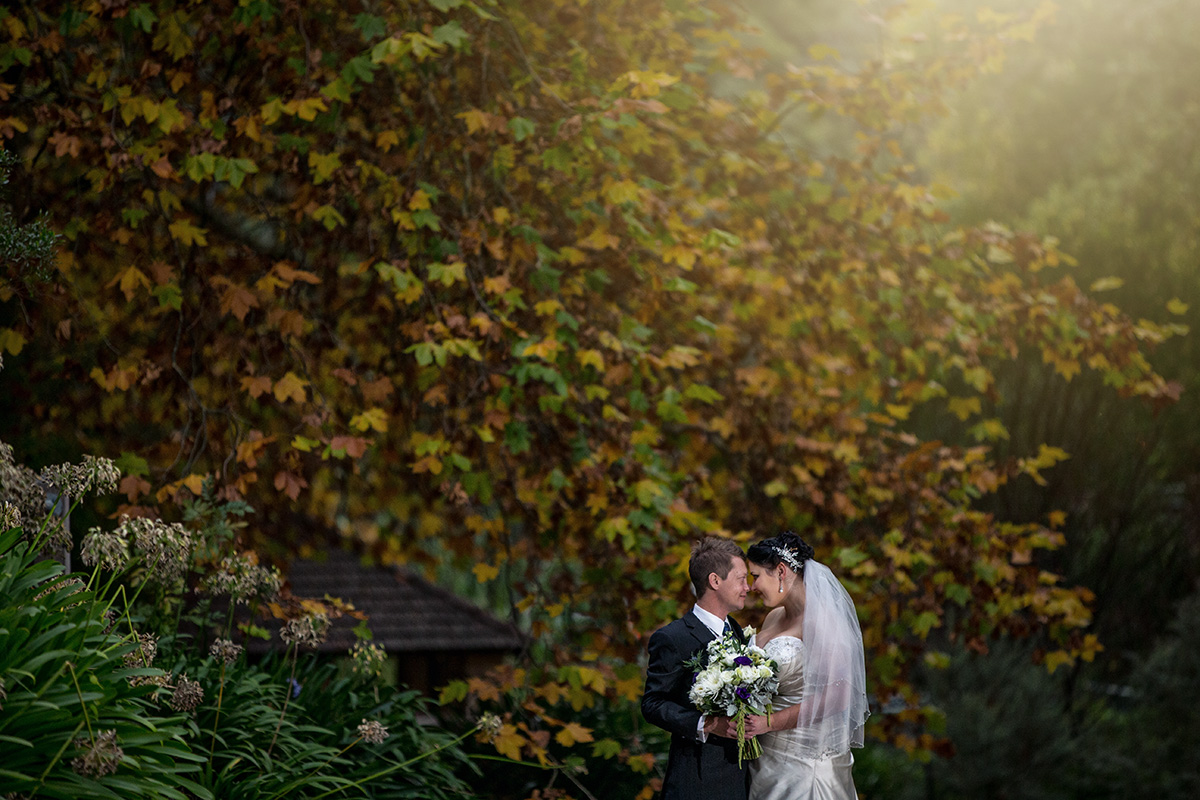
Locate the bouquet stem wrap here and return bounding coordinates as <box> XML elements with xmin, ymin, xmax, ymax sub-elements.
<box><xmin>734</xmin><ymin>708</ymin><xmax>764</xmax><ymax>766</ymax></box>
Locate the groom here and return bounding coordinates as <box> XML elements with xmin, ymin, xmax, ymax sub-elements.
<box><xmin>641</xmin><ymin>537</ymin><xmax>750</xmax><ymax>800</ymax></box>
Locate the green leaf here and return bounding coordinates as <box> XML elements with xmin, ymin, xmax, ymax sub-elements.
<box><xmin>508</xmin><ymin>116</ymin><xmax>536</xmax><ymax>142</ymax></box>
<box><xmin>116</xmin><ymin>451</ymin><xmax>151</xmax><ymax>477</ymax></box>
<box><xmin>432</xmin><ymin>21</ymin><xmax>469</xmax><ymax>49</ymax></box>
<box><xmin>352</xmin><ymin>13</ymin><xmax>387</xmax><ymax>41</ymax></box>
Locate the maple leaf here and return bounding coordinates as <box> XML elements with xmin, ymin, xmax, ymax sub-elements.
<box><xmin>491</xmin><ymin>725</ymin><xmax>525</xmax><ymax>761</ymax></box>
<box><xmin>350</xmin><ymin>407</ymin><xmax>388</xmax><ymax>433</ymax></box>
<box><xmin>273</xmin><ymin>470</ymin><xmax>308</xmax><ymax>501</ymax></box>
<box><xmin>240</xmin><ymin>375</ymin><xmax>272</xmax><ymax>399</ymax></box>
<box><xmin>168</xmin><ymin>218</ymin><xmax>208</xmax><ymax>247</ymax></box>
<box><xmin>329</xmin><ymin>435</ymin><xmax>370</xmax><ymax>458</ymax></box>
<box><xmin>555</xmin><ymin>722</ymin><xmax>594</xmax><ymax>747</ymax></box>
<box><xmin>215</xmin><ymin>279</ymin><xmax>259</xmax><ymax>322</ymax></box>
<box><xmin>272</xmin><ymin>372</ymin><xmax>308</xmax><ymax>404</ymax></box>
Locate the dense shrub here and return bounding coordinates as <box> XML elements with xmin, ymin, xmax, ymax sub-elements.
<box><xmin>0</xmin><ymin>439</ymin><xmax>481</xmax><ymax>799</ymax></box>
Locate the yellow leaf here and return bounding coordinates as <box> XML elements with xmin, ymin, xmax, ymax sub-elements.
<box><xmin>168</xmin><ymin>219</ymin><xmax>209</xmax><ymax>247</ymax></box>
<box><xmin>1044</xmin><ymin>649</ymin><xmax>1073</xmax><ymax>674</ymax></box>
<box><xmin>663</xmin><ymin>244</ymin><xmax>697</xmax><ymax>270</ymax></box>
<box><xmin>1089</xmin><ymin>276</ymin><xmax>1124</xmax><ymax>292</ymax></box>
<box><xmin>492</xmin><ymin>206</ymin><xmax>511</xmax><ymax>225</ymax></box>
<box><xmin>662</xmin><ymin>345</ymin><xmax>701</xmax><ymax>369</ymax></box>
<box><xmin>0</xmin><ymin>328</ymin><xmax>27</xmax><ymax>356</ymax></box>
<box><xmin>521</xmin><ymin>337</ymin><xmax>560</xmax><ymax>361</ymax></box>
<box><xmin>577</xmin><ymin>349</ymin><xmax>605</xmax><ymax>371</ymax></box>
<box><xmin>261</xmin><ymin>97</ymin><xmax>285</xmax><ymax>125</ymax></box>
<box><xmin>308</xmin><ymin>151</ymin><xmax>341</xmax><ymax>184</ymax></box>
<box><xmin>603</xmin><ymin>179</ymin><xmax>641</xmax><ymax>206</ymax></box>
<box><xmin>585</xmin><ymin>491</ymin><xmax>608</xmax><ymax>515</ymax></box>
<box><xmin>1167</xmin><ymin>298</ymin><xmax>1188</xmax><ymax>315</ymax></box>
<box><xmin>555</xmin><ymin>722</ymin><xmax>595</xmax><ymax>747</ymax></box>
<box><xmin>456</xmin><ymin>108</ymin><xmax>492</xmax><ymax>135</ymax></box>
<box><xmin>273</xmin><ymin>372</ymin><xmax>308</xmax><ymax>404</ymax></box>
<box><xmin>808</xmin><ymin>43</ymin><xmax>841</xmax><ymax>61</ymax></box>
<box><xmin>947</xmin><ymin>396</ymin><xmax>981</xmax><ymax>421</ymax></box>
<box><xmin>292</xmin><ymin>96</ymin><xmax>328</xmax><ymax>121</ymax></box>
<box><xmin>350</xmin><ymin>407</ymin><xmax>389</xmax><ymax>433</ymax></box>
<box><xmin>763</xmin><ymin>480</ymin><xmax>787</xmax><ymax>497</ymax></box>
<box><xmin>376</xmin><ymin>129</ymin><xmax>400</xmax><ymax>152</ymax></box>
<box><xmin>409</xmin><ymin>189</ymin><xmax>432</xmax><ymax>211</ymax></box>
<box><xmin>181</xmin><ymin>474</ymin><xmax>205</xmax><ymax>495</ymax></box>
<box><xmin>473</xmin><ymin>563</ymin><xmax>500</xmax><ymax>582</ymax></box>
<box><xmin>492</xmin><ymin>725</ymin><xmax>524</xmax><ymax>761</ymax></box>
<box><xmin>577</xmin><ymin>228</ymin><xmax>620</xmax><ymax>251</ymax></box>
<box><xmin>107</xmin><ymin>266</ymin><xmax>152</xmax><ymax>301</ymax></box>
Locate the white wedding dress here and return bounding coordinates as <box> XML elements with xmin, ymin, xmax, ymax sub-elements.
<box><xmin>749</xmin><ymin>635</ymin><xmax>856</xmax><ymax>800</ymax></box>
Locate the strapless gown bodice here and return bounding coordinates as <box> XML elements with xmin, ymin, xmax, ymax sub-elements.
<box><xmin>748</xmin><ymin>636</ymin><xmax>856</xmax><ymax>800</ymax></box>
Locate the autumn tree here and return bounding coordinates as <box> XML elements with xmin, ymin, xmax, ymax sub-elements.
<box><xmin>0</xmin><ymin>0</ymin><xmax>1181</xmax><ymax>784</ymax></box>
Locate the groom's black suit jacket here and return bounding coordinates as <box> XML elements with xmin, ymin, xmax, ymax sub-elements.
<box><xmin>641</xmin><ymin>610</ymin><xmax>750</xmax><ymax>800</ymax></box>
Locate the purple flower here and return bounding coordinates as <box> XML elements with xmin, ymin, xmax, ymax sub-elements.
<box><xmin>735</xmin><ymin>686</ymin><xmax>751</xmax><ymax>701</ymax></box>
<box><xmin>733</xmin><ymin>655</ymin><xmax>753</xmax><ymax>667</ymax></box>
<box><xmin>289</xmin><ymin>677</ymin><xmax>302</xmax><ymax>698</ymax></box>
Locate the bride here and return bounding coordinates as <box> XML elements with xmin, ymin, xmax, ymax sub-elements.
<box><xmin>742</xmin><ymin>532</ymin><xmax>870</xmax><ymax>800</ymax></box>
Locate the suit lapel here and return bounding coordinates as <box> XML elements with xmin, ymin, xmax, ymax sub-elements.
<box><xmin>682</xmin><ymin>610</ymin><xmax>716</xmax><ymax>650</ymax></box>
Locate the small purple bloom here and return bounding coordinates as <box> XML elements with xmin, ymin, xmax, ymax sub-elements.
<box><xmin>288</xmin><ymin>677</ymin><xmax>302</xmax><ymax>698</ymax></box>
<box><xmin>735</xmin><ymin>686</ymin><xmax>751</xmax><ymax>701</ymax></box>
<box><xmin>733</xmin><ymin>655</ymin><xmax>753</xmax><ymax>667</ymax></box>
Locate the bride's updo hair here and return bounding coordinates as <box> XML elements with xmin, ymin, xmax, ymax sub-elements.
<box><xmin>747</xmin><ymin>531</ymin><xmax>816</xmax><ymax>577</ymax></box>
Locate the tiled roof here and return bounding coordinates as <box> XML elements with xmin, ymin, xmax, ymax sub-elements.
<box><xmin>282</xmin><ymin>549</ymin><xmax>525</xmax><ymax>654</ymax></box>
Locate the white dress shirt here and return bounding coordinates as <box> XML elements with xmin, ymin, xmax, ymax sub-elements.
<box><xmin>691</xmin><ymin>603</ymin><xmax>729</xmax><ymax>741</ymax></box>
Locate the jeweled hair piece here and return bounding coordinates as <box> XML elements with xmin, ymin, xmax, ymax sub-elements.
<box><xmin>771</xmin><ymin>544</ymin><xmax>805</xmax><ymax>574</ymax></box>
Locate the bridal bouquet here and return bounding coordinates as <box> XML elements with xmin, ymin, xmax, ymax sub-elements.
<box><xmin>687</xmin><ymin>629</ymin><xmax>779</xmax><ymax>766</ymax></box>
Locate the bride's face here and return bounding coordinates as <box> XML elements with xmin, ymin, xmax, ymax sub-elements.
<box><xmin>748</xmin><ymin>562</ymin><xmax>785</xmax><ymax>608</ymax></box>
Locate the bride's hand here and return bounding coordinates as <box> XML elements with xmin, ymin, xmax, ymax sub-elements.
<box><xmin>743</xmin><ymin>714</ymin><xmax>771</xmax><ymax>738</ymax></box>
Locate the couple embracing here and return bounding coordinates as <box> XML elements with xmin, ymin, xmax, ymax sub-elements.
<box><xmin>641</xmin><ymin>534</ymin><xmax>870</xmax><ymax>800</ymax></box>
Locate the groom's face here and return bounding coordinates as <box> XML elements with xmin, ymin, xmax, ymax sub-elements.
<box><xmin>710</xmin><ymin>557</ymin><xmax>748</xmax><ymax>614</ymax></box>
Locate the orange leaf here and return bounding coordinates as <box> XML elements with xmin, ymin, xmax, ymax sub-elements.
<box><xmin>218</xmin><ymin>280</ymin><xmax>259</xmax><ymax>322</ymax></box>
<box><xmin>273</xmin><ymin>470</ymin><xmax>308</xmax><ymax>500</ymax></box>
<box><xmin>330</xmin><ymin>435</ymin><xmax>369</xmax><ymax>458</ymax></box>
<box><xmin>241</xmin><ymin>375</ymin><xmax>272</xmax><ymax>399</ymax></box>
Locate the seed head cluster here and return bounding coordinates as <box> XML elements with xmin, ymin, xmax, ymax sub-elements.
<box><xmin>477</xmin><ymin>712</ymin><xmax>504</xmax><ymax>742</ymax></box>
<box><xmin>81</xmin><ymin>524</ymin><xmax>130</xmax><ymax>572</ymax></box>
<box><xmin>350</xmin><ymin>641</ymin><xmax>387</xmax><ymax>679</ymax></box>
<box><xmin>209</xmin><ymin>638</ymin><xmax>243</xmax><ymax>666</ymax></box>
<box><xmin>356</xmin><ymin>719</ymin><xmax>389</xmax><ymax>745</ymax></box>
<box><xmin>123</xmin><ymin>632</ymin><xmax>158</xmax><ymax>669</ymax></box>
<box><xmin>124</xmin><ymin>516</ymin><xmax>193</xmax><ymax>583</ymax></box>
<box><xmin>201</xmin><ymin>552</ymin><xmax>282</xmax><ymax>604</ymax></box>
<box><xmin>70</xmin><ymin>729</ymin><xmax>123</xmax><ymax>778</ymax></box>
<box><xmin>169</xmin><ymin>674</ymin><xmax>204</xmax><ymax>712</ymax></box>
<box><xmin>40</xmin><ymin>455</ymin><xmax>121</xmax><ymax>499</ymax></box>
<box><xmin>1</xmin><ymin>500</ymin><xmax>19</xmax><ymax>531</ymax></box>
<box><xmin>280</xmin><ymin>612</ymin><xmax>330</xmax><ymax>649</ymax></box>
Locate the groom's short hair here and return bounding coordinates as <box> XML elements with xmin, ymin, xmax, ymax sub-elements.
<box><xmin>689</xmin><ymin>537</ymin><xmax>745</xmax><ymax>598</ymax></box>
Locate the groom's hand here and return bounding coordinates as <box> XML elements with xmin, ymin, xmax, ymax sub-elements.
<box><xmin>702</xmin><ymin>716</ymin><xmax>738</xmax><ymax>739</ymax></box>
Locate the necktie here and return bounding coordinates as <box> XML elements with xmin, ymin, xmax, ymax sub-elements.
<box><xmin>723</xmin><ymin>618</ymin><xmax>733</xmax><ymax>635</ymax></box>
